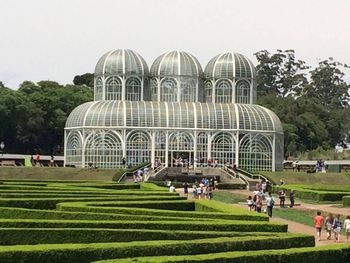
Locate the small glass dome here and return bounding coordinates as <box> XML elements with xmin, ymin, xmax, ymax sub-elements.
<box><xmin>204</xmin><ymin>52</ymin><xmax>256</xmax><ymax>79</ymax></box>
<box><xmin>204</xmin><ymin>52</ymin><xmax>257</xmax><ymax>104</ymax></box>
<box><xmin>95</xmin><ymin>49</ymin><xmax>148</xmax><ymax>76</ymax></box>
<box><xmin>150</xmin><ymin>51</ymin><xmax>202</xmax><ymax>77</ymax></box>
<box><xmin>149</xmin><ymin>51</ymin><xmax>203</xmax><ymax>102</ymax></box>
<box><xmin>94</xmin><ymin>49</ymin><xmax>149</xmax><ymax>101</ymax></box>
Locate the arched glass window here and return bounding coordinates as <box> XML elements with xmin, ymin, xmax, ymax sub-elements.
<box><xmin>215</xmin><ymin>79</ymin><xmax>232</xmax><ymax>103</ymax></box>
<box><xmin>151</xmin><ymin>78</ymin><xmax>159</xmax><ymax>101</ymax></box>
<box><xmin>204</xmin><ymin>80</ymin><xmax>213</xmax><ymax>102</ymax></box>
<box><xmin>180</xmin><ymin>77</ymin><xmax>196</xmax><ymax>102</ymax></box>
<box><xmin>160</xmin><ymin>78</ymin><xmax>177</xmax><ymax>102</ymax></box>
<box><xmin>236</xmin><ymin>80</ymin><xmax>250</xmax><ymax>104</ymax></box>
<box><xmin>197</xmin><ymin>132</ymin><xmax>208</xmax><ymax>165</ymax></box>
<box><xmin>126</xmin><ymin>131</ymin><xmax>151</xmax><ymax>166</ymax></box>
<box><xmin>126</xmin><ymin>77</ymin><xmax>141</xmax><ymax>101</ymax></box>
<box><xmin>155</xmin><ymin>131</ymin><xmax>166</xmax><ymax>165</ymax></box>
<box><xmin>211</xmin><ymin>132</ymin><xmax>235</xmax><ymax>166</ymax></box>
<box><xmin>168</xmin><ymin>131</ymin><xmax>194</xmax><ymax>166</ymax></box>
<box><xmin>95</xmin><ymin>77</ymin><xmax>103</xmax><ymax>101</ymax></box>
<box><xmin>85</xmin><ymin>130</ymin><xmax>123</xmax><ymax>168</ymax></box>
<box><xmin>239</xmin><ymin>134</ymin><xmax>272</xmax><ymax>172</ymax></box>
<box><xmin>105</xmin><ymin>77</ymin><xmax>122</xmax><ymax>100</ymax></box>
<box><xmin>66</xmin><ymin>131</ymin><xmax>83</xmax><ymax>167</ymax></box>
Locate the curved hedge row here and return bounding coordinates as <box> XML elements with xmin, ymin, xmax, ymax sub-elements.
<box><xmin>105</xmin><ymin>244</ymin><xmax>350</xmax><ymax>263</ymax></box>
<box><xmin>274</xmin><ymin>184</ymin><xmax>350</xmax><ymax>202</ymax></box>
<box><xmin>0</xmin><ymin>235</ymin><xmax>314</xmax><ymax>263</ymax></box>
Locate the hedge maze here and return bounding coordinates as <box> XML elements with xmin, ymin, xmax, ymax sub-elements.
<box><xmin>0</xmin><ymin>181</ymin><xmax>349</xmax><ymax>262</ymax></box>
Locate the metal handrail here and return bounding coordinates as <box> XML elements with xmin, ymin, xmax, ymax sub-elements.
<box><xmin>236</xmin><ymin>168</ymin><xmax>270</xmax><ymax>183</ymax></box>
<box><xmin>224</xmin><ymin>167</ymin><xmax>249</xmax><ymax>189</ymax></box>
<box><xmin>145</xmin><ymin>165</ymin><xmax>167</xmax><ymax>182</ymax></box>
<box><xmin>118</xmin><ymin>163</ymin><xmax>151</xmax><ymax>183</ymax></box>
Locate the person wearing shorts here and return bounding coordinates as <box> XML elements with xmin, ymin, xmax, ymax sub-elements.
<box><xmin>314</xmin><ymin>211</ymin><xmax>324</xmax><ymax>241</ymax></box>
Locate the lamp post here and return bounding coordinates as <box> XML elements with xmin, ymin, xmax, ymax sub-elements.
<box><xmin>0</xmin><ymin>141</ymin><xmax>4</xmax><ymax>156</ymax></box>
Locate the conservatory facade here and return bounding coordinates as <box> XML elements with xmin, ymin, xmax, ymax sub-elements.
<box><xmin>64</xmin><ymin>49</ymin><xmax>284</xmax><ymax>171</ymax></box>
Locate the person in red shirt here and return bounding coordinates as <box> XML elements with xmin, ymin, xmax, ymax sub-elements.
<box><xmin>314</xmin><ymin>211</ymin><xmax>325</xmax><ymax>241</ymax></box>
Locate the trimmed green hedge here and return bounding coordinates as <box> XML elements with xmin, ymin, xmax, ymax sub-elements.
<box><xmin>58</xmin><ymin>201</ymin><xmax>268</xmax><ymax>221</ymax></box>
<box><xmin>0</xmin><ymin>207</ymin><xmax>211</xmax><ymax>222</ymax></box>
<box><xmin>342</xmin><ymin>196</ymin><xmax>350</xmax><ymax>206</ymax></box>
<box><xmin>0</xmin><ymin>235</ymin><xmax>314</xmax><ymax>263</ymax></box>
<box><xmin>0</xmin><ymin>180</ymin><xmax>315</xmax><ymax>262</ymax></box>
<box><xmin>274</xmin><ymin>184</ymin><xmax>350</xmax><ymax>202</ymax></box>
<box><xmin>107</xmin><ymin>243</ymin><xmax>350</xmax><ymax>263</ymax></box>
<box><xmin>217</xmin><ymin>183</ymin><xmax>246</xmax><ymax>190</ymax></box>
<box><xmin>0</xmin><ymin>195</ymin><xmax>184</xmax><ymax>210</ymax></box>
<box><xmin>91</xmin><ymin>200</ymin><xmax>196</xmax><ymax>211</ymax></box>
<box><xmin>0</xmin><ymin>228</ymin><xmax>281</xmax><ymax>245</ymax></box>
<box><xmin>0</xmin><ymin>219</ymin><xmax>288</xmax><ymax>232</ymax></box>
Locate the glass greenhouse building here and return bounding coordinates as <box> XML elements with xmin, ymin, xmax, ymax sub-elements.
<box><xmin>64</xmin><ymin>49</ymin><xmax>284</xmax><ymax>171</ymax></box>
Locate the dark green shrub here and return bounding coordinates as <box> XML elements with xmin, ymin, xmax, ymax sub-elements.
<box><xmin>0</xmin><ymin>235</ymin><xmax>314</xmax><ymax>263</ymax></box>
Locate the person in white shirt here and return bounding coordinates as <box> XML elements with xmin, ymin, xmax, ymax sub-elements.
<box><xmin>169</xmin><ymin>185</ymin><xmax>176</xmax><ymax>193</ymax></box>
<box><xmin>344</xmin><ymin>215</ymin><xmax>350</xmax><ymax>240</ymax></box>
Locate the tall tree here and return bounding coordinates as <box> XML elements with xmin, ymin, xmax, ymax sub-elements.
<box><xmin>255</xmin><ymin>49</ymin><xmax>309</xmax><ymax>98</ymax></box>
<box><xmin>73</xmin><ymin>73</ymin><xmax>94</xmax><ymax>88</ymax></box>
<box><xmin>304</xmin><ymin>58</ymin><xmax>350</xmax><ymax>109</ymax></box>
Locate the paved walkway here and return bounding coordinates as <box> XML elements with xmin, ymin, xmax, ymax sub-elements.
<box><xmin>228</xmin><ymin>189</ymin><xmax>350</xmax><ymax>246</ymax></box>
<box><xmin>177</xmin><ymin>187</ymin><xmax>350</xmax><ymax>247</ymax></box>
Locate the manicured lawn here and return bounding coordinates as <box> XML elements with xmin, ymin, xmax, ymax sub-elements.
<box><xmin>213</xmin><ymin>190</ymin><xmax>247</xmax><ymax>204</ymax></box>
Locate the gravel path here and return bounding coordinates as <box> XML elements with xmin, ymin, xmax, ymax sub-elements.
<box><xmin>228</xmin><ymin>189</ymin><xmax>350</xmax><ymax>246</ymax></box>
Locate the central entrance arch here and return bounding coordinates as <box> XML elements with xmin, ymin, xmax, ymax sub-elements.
<box><xmin>168</xmin><ymin>131</ymin><xmax>194</xmax><ymax>167</ymax></box>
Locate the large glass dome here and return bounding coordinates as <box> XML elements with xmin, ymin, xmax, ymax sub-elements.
<box><xmin>94</xmin><ymin>49</ymin><xmax>149</xmax><ymax>101</ymax></box>
<box><xmin>204</xmin><ymin>52</ymin><xmax>257</xmax><ymax>104</ymax></box>
<box><xmin>66</xmin><ymin>101</ymin><xmax>283</xmax><ymax>133</ymax></box>
<box><xmin>65</xmin><ymin>101</ymin><xmax>283</xmax><ymax>171</ymax></box>
<box><xmin>149</xmin><ymin>51</ymin><xmax>203</xmax><ymax>102</ymax></box>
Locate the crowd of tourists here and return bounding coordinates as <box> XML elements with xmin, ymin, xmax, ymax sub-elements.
<box><xmin>245</xmin><ymin>179</ymin><xmax>295</xmax><ymax>218</ymax></box>
<box><xmin>314</xmin><ymin>212</ymin><xmax>350</xmax><ymax>242</ymax></box>
<box><xmin>167</xmin><ymin>177</ymin><xmax>219</xmax><ymax>200</ymax></box>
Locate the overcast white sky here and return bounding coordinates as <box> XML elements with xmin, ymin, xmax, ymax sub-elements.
<box><xmin>1</xmin><ymin>0</ymin><xmax>349</xmax><ymax>88</ymax></box>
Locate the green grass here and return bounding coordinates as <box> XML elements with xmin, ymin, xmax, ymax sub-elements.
<box><xmin>0</xmin><ymin>167</ymin><xmax>122</xmax><ymax>181</ymax></box>
<box><xmin>213</xmin><ymin>191</ymin><xmax>247</xmax><ymax>204</ymax></box>
<box><xmin>273</xmin><ymin>208</ymin><xmax>314</xmax><ymax>227</ymax></box>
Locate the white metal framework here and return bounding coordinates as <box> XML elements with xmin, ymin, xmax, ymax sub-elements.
<box><xmin>65</xmin><ymin>101</ymin><xmax>283</xmax><ymax>171</ymax></box>
<box><xmin>65</xmin><ymin>49</ymin><xmax>284</xmax><ymax>172</ymax></box>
